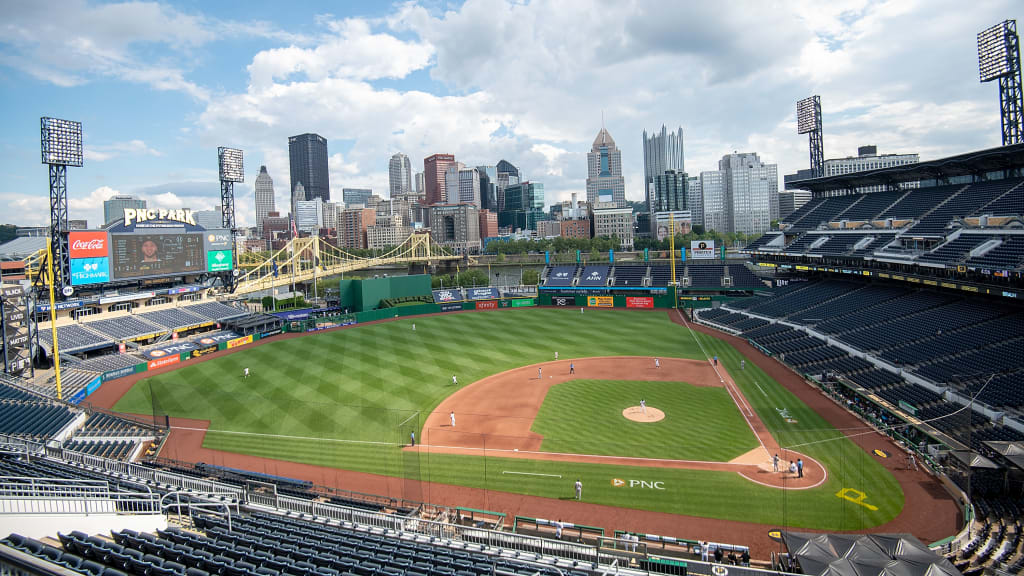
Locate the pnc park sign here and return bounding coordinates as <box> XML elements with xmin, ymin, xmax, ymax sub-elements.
<box><xmin>611</xmin><ymin>477</ymin><xmax>666</xmax><ymax>490</ymax></box>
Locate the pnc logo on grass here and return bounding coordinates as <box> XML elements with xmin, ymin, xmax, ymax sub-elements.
<box><xmin>611</xmin><ymin>478</ymin><xmax>665</xmax><ymax>490</ymax></box>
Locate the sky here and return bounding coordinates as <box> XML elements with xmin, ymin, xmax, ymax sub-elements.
<box><xmin>0</xmin><ymin>0</ymin><xmax>1021</xmax><ymax>228</ymax></box>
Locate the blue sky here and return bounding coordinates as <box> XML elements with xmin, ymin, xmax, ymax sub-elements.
<box><xmin>0</xmin><ymin>0</ymin><xmax>1020</xmax><ymax>227</ymax></box>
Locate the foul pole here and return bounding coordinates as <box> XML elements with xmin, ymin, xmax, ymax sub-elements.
<box><xmin>46</xmin><ymin>241</ymin><xmax>63</xmax><ymax>400</ymax></box>
<box><xmin>669</xmin><ymin>213</ymin><xmax>677</xmax><ymax>286</ymax></box>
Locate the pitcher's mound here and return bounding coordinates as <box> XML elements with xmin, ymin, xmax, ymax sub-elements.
<box><xmin>623</xmin><ymin>406</ymin><xmax>665</xmax><ymax>422</ymax></box>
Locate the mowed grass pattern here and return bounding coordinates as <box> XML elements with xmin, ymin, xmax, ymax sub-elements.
<box><xmin>531</xmin><ymin>379</ymin><xmax>759</xmax><ymax>461</ymax></box>
<box><xmin>114</xmin><ymin>308</ymin><xmax>905</xmax><ymax>531</ymax></box>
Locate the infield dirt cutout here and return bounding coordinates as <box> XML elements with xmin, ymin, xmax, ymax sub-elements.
<box><xmin>419</xmin><ymin>356</ymin><xmax>826</xmax><ymax>489</ymax></box>
<box><xmin>622</xmin><ymin>405</ymin><xmax>665</xmax><ymax>422</ymax></box>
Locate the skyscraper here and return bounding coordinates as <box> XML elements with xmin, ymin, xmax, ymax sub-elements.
<box><xmin>700</xmin><ymin>171</ymin><xmax>726</xmax><ymax>233</ymax></box>
<box><xmin>687</xmin><ymin>175</ymin><xmax>704</xmax><ymax>228</ymax></box>
<box><xmin>653</xmin><ymin>170</ymin><xmax>687</xmax><ymax>212</ymax></box>
<box><xmin>288</xmin><ymin>133</ymin><xmax>330</xmax><ymax>203</ymax></box>
<box><xmin>389</xmin><ymin>153</ymin><xmax>413</xmax><ymax>198</ymax></box>
<box><xmin>254</xmin><ymin>165</ymin><xmax>275</xmax><ymax>237</ymax></box>
<box><xmin>499</xmin><ymin>181</ymin><xmax>545</xmax><ymax>231</ymax></box>
<box><xmin>103</xmin><ymin>195</ymin><xmax>146</xmax><ymax>225</ymax></box>
<box><xmin>342</xmin><ymin>188</ymin><xmax>373</xmax><ymax>207</ymax></box>
<box><xmin>475</xmin><ymin>166</ymin><xmax>497</xmax><ymax>211</ymax></box>
<box><xmin>291</xmin><ymin>182</ymin><xmax>305</xmax><ymax>226</ymax></box>
<box><xmin>643</xmin><ymin>125</ymin><xmax>685</xmax><ymax>214</ymax></box>
<box><xmin>586</xmin><ymin>127</ymin><xmax>626</xmax><ymax>207</ymax></box>
<box><xmin>446</xmin><ymin>164</ymin><xmax>481</xmax><ymax>207</ymax></box>
<box><xmin>719</xmin><ymin>152</ymin><xmax>778</xmax><ymax>235</ymax></box>
<box><xmin>495</xmin><ymin>160</ymin><xmax>520</xmax><ymax>212</ymax></box>
<box><xmin>414</xmin><ymin>172</ymin><xmax>425</xmax><ymax>195</ymax></box>
<box><xmin>424</xmin><ymin>154</ymin><xmax>456</xmax><ymax>205</ymax></box>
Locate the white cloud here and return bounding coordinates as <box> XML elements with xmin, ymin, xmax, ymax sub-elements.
<box><xmin>85</xmin><ymin>140</ymin><xmax>163</xmax><ymax>162</ymax></box>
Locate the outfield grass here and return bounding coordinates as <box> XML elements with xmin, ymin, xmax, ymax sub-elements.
<box><xmin>531</xmin><ymin>379</ymin><xmax>759</xmax><ymax>461</ymax></box>
<box><xmin>115</xmin><ymin>308</ymin><xmax>904</xmax><ymax>530</ymax></box>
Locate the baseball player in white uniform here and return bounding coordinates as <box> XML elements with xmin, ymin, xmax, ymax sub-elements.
<box><xmin>574</xmin><ymin>479</ymin><xmax>582</xmax><ymax>500</ymax></box>
<box><xmin>450</xmin><ymin>411</ymin><xmax>456</xmax><ymax>427</ymax></box>
<box><xmin>452</xmin><ymin>374</ymin><xmax>457</xmax><ymax>385</ymax></box>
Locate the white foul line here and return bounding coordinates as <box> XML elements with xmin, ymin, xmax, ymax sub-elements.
<box><xmin>752</xmin><ymin>380</ymin><xmax>769</xmax><ymax>397</ymax></box>
<box><xmin>502</xmin><ymin>471</ymin><xmax>562</xmax><ymax>478</ymax></box>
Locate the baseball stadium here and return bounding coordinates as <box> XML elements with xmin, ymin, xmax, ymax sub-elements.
<box><xmin>5</xmin><ymin>23</ymin><xmax>1024</xmax><ymax>576</ymax></box>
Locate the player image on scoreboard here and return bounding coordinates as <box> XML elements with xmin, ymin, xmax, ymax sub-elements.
<box><xmin>111</xmin><ymin>233</ymin><xmax>205</xmax><ymax>279</ymax></box>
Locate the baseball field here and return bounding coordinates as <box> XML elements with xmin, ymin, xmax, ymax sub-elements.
<box><xmin>113</xmin><ymin>308</ymin><xmax>905</xmax><ymax>531</ymax></box>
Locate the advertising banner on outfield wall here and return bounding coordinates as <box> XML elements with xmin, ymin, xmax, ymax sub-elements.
<box><xmin>466</xmin><ymin>287</ymin><xmax>500</xmax><ymax>300</ymax></box>
<box><xmin>148</xmin><ymin>355</ymin><xmax>181</xmax><ymax>370</ymax></box>
<box><xmin>143</xmin><ymin>341</ymin><xmax>198</xmax><ymax>360</ymax></box>
<box><xmin>432</xmin><ymin>289</ymin><xmax>466</xmax><ymax>303</ymax></box>
<box><xmin>68</xmin><ymin>389</ymin><xmax>87</xmax><ymax>405</ymax></box>
<box><xmin>587</xmin><ymin>296</ymin><xmax>614</xmax><ymax>307</ymax></box>
<box><xmin>102</xmin><ymin>365</ymin><xmax>138</xmax><ymax>382</ymax></box>
<box><xmin>440</xmin><ymin>302</ymin><xmax>463</xmax><ymax>312</ymax></box>
<box><xmin>510</xmin><ymin>298</ymin><xmax>535</xmax><ymax>307</ymax></box>
<box><xmin>191</xmin><ymin>344</ymin><xmax>219</xmax><ymax>357</ymax></box>
<box><xmin>626</xmin><ymin>296</ymin><xmax>654</xmax><ymax>309</ymax></box>
<box><xmin>195</xmin><ymin>332</ymin><xmax>240</xmax><ymax>347</ymax></box>
<box><xmin>226</xmin><ymin>335</ymin><xmax>254</xmax><ymax>349</ymax></box>
<box><xmin>475</xmin><ymin>300</ymin><xmax>498</xmax><ymax>310</ymax></box>
<box><xmin>551</xmin><ymin>296</ymin><xmax>574</xmax><ymax>306</ymax></box>
<box><xmin>85</xmin><ymin>376</ymin><xmax>102</xmax><ymax>397</ymax></box>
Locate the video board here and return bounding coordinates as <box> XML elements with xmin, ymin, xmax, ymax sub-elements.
<box><xmin>111</xmin><ymin>233</ymin><xmax>205</xmax><ymax>279</ymax></box>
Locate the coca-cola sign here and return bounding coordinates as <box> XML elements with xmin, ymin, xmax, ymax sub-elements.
<box><xmin>68</xmin><ymin>231</ymin><xmax>108</xmax><ymax>258</ymax></box>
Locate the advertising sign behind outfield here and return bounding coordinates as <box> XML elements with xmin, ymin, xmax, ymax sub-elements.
<box><xmin>143</xmin><ymin>342</ymin><xmax>198</xmax><ymax>360</ymax></box>
<box><xmin>68</xmin><ymin>231</ymin><xmax>109</xmax><ymax>258</ymax></box>
<box><xmin>552</xmin><ymin>296</ymin><xmax>574</xmax><ymax>306</ymax></box>
<box><xmin>102</xmin><ymin>365</ymin><xmax>138</xmax><ymax>382</ymax></box>
<box><xmin>587</xmin><ymin>296</ymin><xmax>613</xmax><ymax>307</ymax></box>
<box><xmin>148</xmin><ymin>356</ymin><xmax>180</xmax><ymax>370</ymax></box>
<box><xmin>626</xmin><ymin>296</ymin><xmax>654</xmax><ymax>309</ymax></box>
<box><xmin>475</xmin><ymin>300</ymin><xmax>498</xmax><ymax>310</ymax></box>
<box><xmin>510</xmin><ymin>298</ymin><xmax>535</xmax><ymax>307</ymax></box>
<box><xmin>467</xmin><ymin>287</ymin><xmax>500</xmax><ymax>300</ymax></box>
<box><xmin>440</xmin><ymin>302</ymin><xmax>463</xmax><ymax>312</ymax></box>
<box><xmin>691</xmin><ymin>240</ymin><xmax>715</xmax><ymax>259</ymax></box>
<box><xmin>226</xmin><ymin>335</ymin><xmax>254</xmax><ymax>349</ymax></box>
<box><xmin>432</xmin><ymin>289</ymin><xmax>466</xmax><ymax>303</ymax></box>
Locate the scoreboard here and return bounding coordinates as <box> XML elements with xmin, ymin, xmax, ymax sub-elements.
<box><xmin>111</xmin><ymin>233</ymin><xmax>205</xmax><ymax>280</ymax></box>
<box><xmin>65</xmin><ymin>208</ymin><xmax>235</xmax><ymax>287</ymax></box>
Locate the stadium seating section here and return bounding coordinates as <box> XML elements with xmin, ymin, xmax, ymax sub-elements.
<box><xmin>37</xmin><ymin>302</ymin><xmax>250</xmax><ymax>355</ymax></box>
<box><xmin>747</xmin><ymin>178</ymin><xmax>1024</xmax><ymax>273</ymax></box>
<box><xmin>699</xmin><ymin>279</ymin><xmax>1024</xmax><ymax>455</ymax></box>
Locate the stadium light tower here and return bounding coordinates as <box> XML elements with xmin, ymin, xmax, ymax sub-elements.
<box><xmin>796</xmin><ymin>96</ymin><xmax>824</xmax><ymax>178</ymax></box>
<box><xmin>978</xmin><ymin>20</ymin><xmax>1024</xmax><ymax>145</ymax></box>
<box><xmin>40</xmin><ymin>117</ymin><xmax>83</xmax><ymax>294</ymax></box>
<box><xmin>218</xmin><ymin>147</ymin><xmax>243</xmax><ymax>291</ymax></box>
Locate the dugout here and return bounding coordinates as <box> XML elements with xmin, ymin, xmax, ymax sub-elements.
<box><xmin>338</xmin><ymin>274</ymin><xmax>432</xmax><ymax>311</ymax></box>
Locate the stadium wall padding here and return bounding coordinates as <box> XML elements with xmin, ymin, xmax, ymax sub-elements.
<box><xmin>337</xmin><ymin>279</ymin><xmax>357</xmax><ymax>310</ymax></box>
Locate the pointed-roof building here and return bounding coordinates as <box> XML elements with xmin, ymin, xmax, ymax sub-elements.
<box><xmin>586</xmin><ymin>127</ymin><xmax>626</xmax><ymax>207</ymax></box>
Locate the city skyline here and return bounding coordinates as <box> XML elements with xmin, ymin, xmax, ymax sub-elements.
<box><xmin>0</xmin><ymin>1</ymin><xmax>1019</xmax><ymax>228</ymax></box>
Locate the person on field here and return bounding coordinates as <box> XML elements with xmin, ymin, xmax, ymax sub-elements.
<box><xmin>797</xmin><ymin>458</ymin><xmax>804</xmax><ymax>478</ymax></box>
<box><xmin>789</xmin><ymin>460</ymin><xmax>797</xmax><ymax>476</ymax></box>
<box><xmin>654</xmin><ymin>358</ymin><xmax>660</xmax><ymax>369</ymax></box>
<box><xmin>409</xmin><ymin>431</ymin><xmax>415</xmax><ymax>446</ymax></box>
<box><xmin>574</xmin><ymin>479</ymin><xmax>582</xmax><ymax>500</ymax></box>
<box><xmin>243</xmin><ymin>367</ymin><xmax>249</xmax><ymax>378</ymax></box>
<box><xmin>412</xmin><ymin>323</ymin><xmax>416</xmax><ymax>331</ymax></box>
<box><xmin>538</xmin><ymin>367</ymin><xmax>543</xmax><ymax>379</ymax></box>
<box><xmin>640</xmin><ymin>399</ymin><xmax>647</xmax><ymax>414</ymax></box>
<box><xmin>713</xmin><ymin>355</ymin><xmax>718</xmax><ymax>366</ymax></box>
<box><xmin>450</xmin><ymin>411</ymin><xmax>456</xmax><ymax>427</ymax></box>
<box><xmin>773</xmin><ymin>453</ymin><xmax>780</xmax><ymax>472</ymax></box>
<box><xmin>569</xmin><ymin>362</ymin><xmax>575</xmax><ymax>374</ymax></box>
<box><xmin>580</xmin><ymin>307</ymin><xmax>584</xmax><ymax>314</ymax></box>
<box><xmin>452</xmin><ymin>374</ymin><xmax>457</xmax><ymax>385</ymax></box>
<box><xmin>741</xmin><ymin>359</ymin><xmax>745</xmax><ymax>370</ymax></box>
<box><xmin>554</xmin><ymin>351</ymin><xmax>558</xmax><ymax>360</ymax></box>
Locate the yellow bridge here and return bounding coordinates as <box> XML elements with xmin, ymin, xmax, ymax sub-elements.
<box><xmin>25</xmin><ymin>233</ymin><xmax>463</xmax><ymax>295</ymax></box>
<box><xmin>233</xmin><ymin>233</ymin><xmax>462</xmax><ymax>294</ymax></box>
